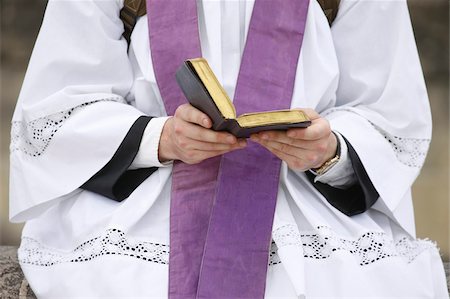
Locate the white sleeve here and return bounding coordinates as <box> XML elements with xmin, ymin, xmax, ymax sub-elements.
<box><xmin>324</xmin><ymin>0</ymin><xmax>431</xmax><ymax>233</ymax></box>
<box><xmin>130</xmin><ymin>117</ymin><xmax>173</xmax><ymax>169</ymax></box>
<box><xmin>9</xmin><ymin>0</ymin><xmax>149</xmax><ymax>222</ymax></box>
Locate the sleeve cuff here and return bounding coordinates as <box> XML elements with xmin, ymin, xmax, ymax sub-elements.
<box><xmin>304</xmin><ymin>133</ymin><xmax>379</xmax><ymax>216</ymax></box>
<box><xmin>130</xmin><ymin>116</ymin><xmax>173</xmax><ymax>169</ymax></box>
<box><xmin>81</xmin><ymin>116</ymin><xmax>158</xmax><ymax>201</ymax></box>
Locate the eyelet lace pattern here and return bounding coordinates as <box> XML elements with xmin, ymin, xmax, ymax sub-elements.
<box><xmin>10</xmin><ymin>97</ymin><xmax>123</xmax><ymax>157</ymax></box>
<box><xmin>19</xmin><ymin>228</ymin><xmax>281</xmax><ymax>267</ymax></box>
<box><xmin>322</xmin><ymin>108</ymin><xmax>430</xmax><ymax>168</ymax></box>
<box><xmin>19</xmin><ymin>226</ymin><xmax>434</xmax><ymax>268</ymax></box>
<box><xmin>19</xmin><ymin>229</ymin><xmax>169</xmax><ymax>267</ymax></box>
<box><xmin>371</xmin><ymin>124</ymin><xmax>430</xmax><ymax>168</ymax></box>
<box><xmin>272</xmin><ymin>225</ymin><xmax>434</xmax><ymax>266</ymax></box>
<box><xmin>269</xmin><ymin>241</ymin><xmax>281</xmax><ymax>266</ymax></box>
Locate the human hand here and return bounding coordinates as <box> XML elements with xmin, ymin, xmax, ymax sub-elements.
<box><xmin>250</xmin><ymin>109</ymin><xmax>337</xmax><ymax>171</ymax></box>
<box><xmin>158</xmin><ymin>104</ymin><xmax>247</xmax><ymax>164</ymax></box>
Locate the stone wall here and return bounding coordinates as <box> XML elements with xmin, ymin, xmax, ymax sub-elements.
<box><xmin>0</xmin><ymin>246</ymin><xmax>449</xmax><ymax>298</ymax></box>
<box><xmin>0</xmin><ymin>247</ymin><xmax>35</xmax><ymax>299</ymax></box>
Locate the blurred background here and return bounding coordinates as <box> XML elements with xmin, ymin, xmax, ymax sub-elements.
<box><xmin>0</xmin><ymin>0</ymin><xmax>449</xmax><ymax>261</ymax></box>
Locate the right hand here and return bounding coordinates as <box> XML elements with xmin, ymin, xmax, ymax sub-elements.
<box><xmin>158</xmin><ymin>104</ymin><xmax>247</xmax><ymax>164</ymax></box>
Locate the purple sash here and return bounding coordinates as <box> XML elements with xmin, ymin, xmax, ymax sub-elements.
<box><xmin>147</xmin><ymin>0</ymin><xmax>309</xmax><ymax>297</ymax></box>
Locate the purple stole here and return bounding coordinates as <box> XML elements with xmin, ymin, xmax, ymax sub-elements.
<box><xmin>147</xmin><ymin>0</ymin><xmax>309</xmax><ymax>297</ymax></box>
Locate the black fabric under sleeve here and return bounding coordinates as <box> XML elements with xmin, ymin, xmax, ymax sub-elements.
<box><xmin>81</xmin><ymin>116</ymin><xmax>158</xmax><ymax>201</ymax></box>
<box><xmin>306</xmin><ymin>135</ymin><xmax>379</xmax><ymax>216</ymax></box>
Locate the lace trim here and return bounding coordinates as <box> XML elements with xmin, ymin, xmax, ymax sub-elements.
<box><xmin>19</xmin><ymin>226</ymin><xmax>434</xmax><ymax>268</ymax></box>
<box><xmin>371</xmin><ymin>123</ymin><xmax>430</xmax><ymax>168</ymax></box>
<box><xmin>323</xmin><ymin>108</ymin><xmax>430</xmax><ymax>168</ymax></box>
<box><xmin>269</xmin><ymin>241</ymin><xmax>281</xmax><ymax>266</ymax></box>
<box><xmin>19</xmin><ymin>228</ymin><xmax>281</xmax><ymax>267</ymax></box>
<box><xmin>272</xmin><ymin>225</ymin><xmax>435</xmax><ymax>266</ymax></box>
<box><xmin>10</xmin><ymin>97</ymin><xmax>123</xmax><ymax>157</ymax></box>
<box><xmin>19</xmin><ymin>229</ymin><xmax>170</xmax><ymax>267</ymax></box>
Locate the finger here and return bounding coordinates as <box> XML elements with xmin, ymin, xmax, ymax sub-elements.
<box><xmin>258</xmin><ymin>143</ymin><xmax>309</xmax><ymax>171</ymax></box>
<box><xmin>257</xmin><ymin>138</ymin><xmax>319</xmax><ymax>164</ymax></box>
<box><xmin>295</xmin><ymin>108</ymin><xmax>320</xmax><ymax>121</ymax></box>
<box><xmin>178</xmin><ymin>121</ymin><xmax>238</xmax><ymax>144</ymax></box>
<box><xmin>251</xmin><ymin>131</ymin><xmax>322</xmax><ymax>151</ymax></box>
<box><xmin>175</xmin><ymin>104</ymin><xmax>212</xmax><ymax>128</ymax></box>
<box><xmin>177</xmin><ymin>136</ymin><xmax>247</xmax><ymax>151</ymax></box>
<box><xmin>253</xmin><ymin>131</ymin><xmax>292</xmax><ymax>143</ymax></box>
<box><xmin>287</xmin><ymin>118</ymin><xmax>331</xmax><ymax>140</ymax></box>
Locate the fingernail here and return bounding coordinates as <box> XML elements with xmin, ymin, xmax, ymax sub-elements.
<box><xmin>226</xmin><ymin>136</ymin><xmax>236</xmax><ymax>143</ymax></box>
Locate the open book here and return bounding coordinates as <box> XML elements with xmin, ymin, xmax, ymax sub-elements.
<box><xmin>175</xmin><ymin>58</ymin><xmax>311</xmax><ymax>138</ymax></box>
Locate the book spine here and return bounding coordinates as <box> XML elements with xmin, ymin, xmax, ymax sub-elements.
<box><xmin>176</xmin><ymin>63</ymin><xmax>229</xmax><ymax>132</ymax></box>
<box><xmin>212</xmin><ymin>118</ymin><xmax>230</xmax><ymax>131</ymax></box>
<box><xmin>227</xmin><ymin>120</ymin><xmax>246</xmax><ymax>138</ymax></box>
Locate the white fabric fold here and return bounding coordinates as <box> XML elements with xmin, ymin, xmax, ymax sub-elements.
<box><xmin>10</xmin><ymin>99</ymin><xmax>145</xmax><ymax>223</ymax></box>
<box><xmin>323</xmin><ymin>0</ymin><xmax>431</xmax><ymax>235</ymax></box>
<box><xmin>9</xmin><ymin>0</ymin><xmax>145</xmax><ymax>222</ymax></box>
<box><xmin>272</xmin><ymin>184</ymin><xmax>307</xmax><ymax>297</ymax></box>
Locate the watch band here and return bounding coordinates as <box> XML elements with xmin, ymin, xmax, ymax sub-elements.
<box><xmin>311</xmin><ymin>131</ymin><xmax>341</xmax><ymax>175</ymax></box>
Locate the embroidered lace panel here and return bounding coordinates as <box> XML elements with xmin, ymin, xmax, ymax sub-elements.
<box><xmin>19</xmin><ymin>228</ymin><xmax>280</xmax><ymax>267</ymax></box>
<box><xmin>19</xmin><ymin>229</ymin><xmax>169</xmax><ymax>267</ymax></box>
<box><xmin>19</xmin><ymin>226</ymin><xmax>434</xmax><ymax>268</ymax></box>
<box><xmin>10</xmin><ymin>97</ymin><xmax>123</xmax><ymax>157</ymax></box>
<box><xmin>322</xmin><ymin>108</ymin><xmax>430</xmax><ymax>168</ymax></box>
<box><xmin>371</xmin><ymin>124</ymin><xmax>430</xmax><ymax>168</ymax></box>
<box><xmin>272</xmin><ymin>225</ymin><xmax>434</xmax><ymax>266</ymax></box>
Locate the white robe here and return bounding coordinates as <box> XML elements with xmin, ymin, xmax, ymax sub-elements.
<box><xmin>10</xmin><ymin>0</ymin><xmax>449</xmax><ymax>298</ymax></box>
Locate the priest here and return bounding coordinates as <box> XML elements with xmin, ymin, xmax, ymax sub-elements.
<box><xmin>10</xmin><ymin>0</ymin><xmax>449</xmax><ymax>297</ymax></box>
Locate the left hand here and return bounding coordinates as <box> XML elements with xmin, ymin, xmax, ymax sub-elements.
<box><xmin>250</xmin><ymin>109</ymin><xmax>337</xmax><ymax>171</ymax></box>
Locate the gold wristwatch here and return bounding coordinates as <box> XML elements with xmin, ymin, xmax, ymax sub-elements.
<box><xmin>311</xmin><ymin>132</ymin><xmax>340</xmax><ymax>176</ymax></box>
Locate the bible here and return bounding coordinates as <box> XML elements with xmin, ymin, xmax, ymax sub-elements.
<box><xmin>175</xmin><ymin>58</ymin><xmax>311</xmax><ymax>138</ymax></box>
